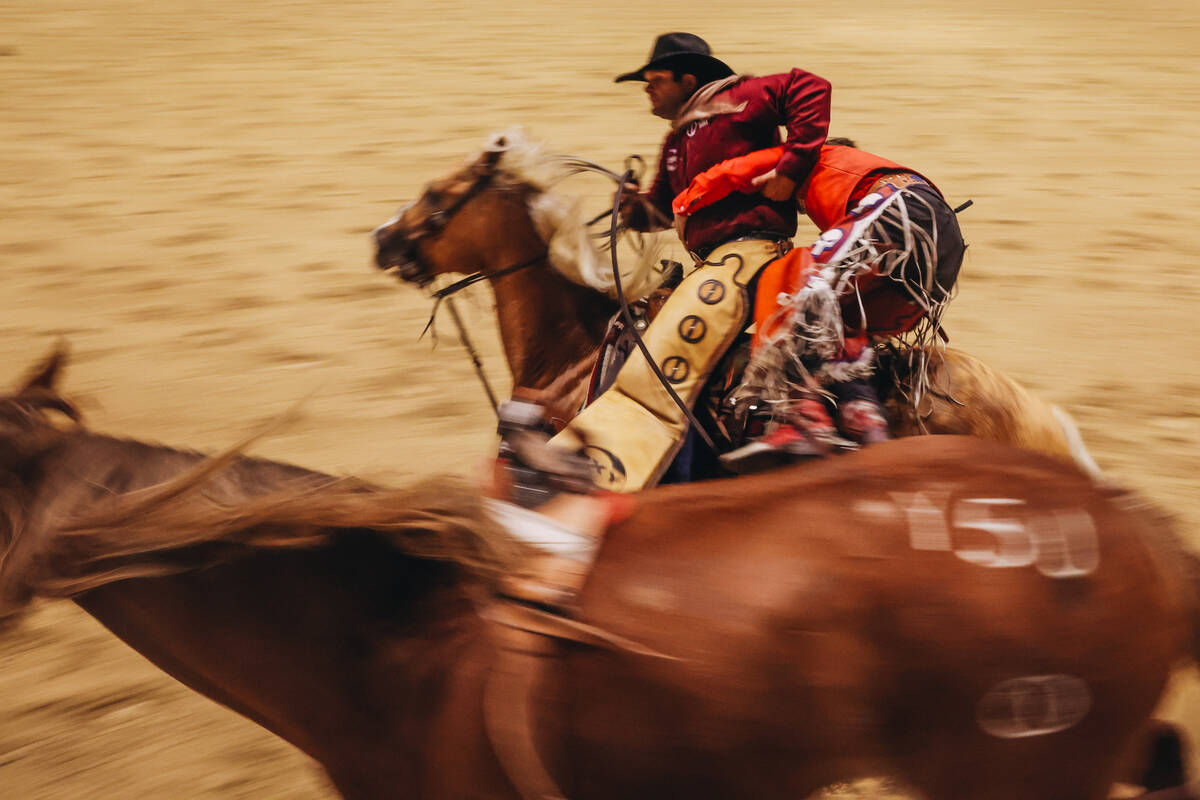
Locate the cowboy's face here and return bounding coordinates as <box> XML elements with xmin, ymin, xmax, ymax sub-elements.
<box><xmin>643</xmin><ymin>69</ymin><xmax>696</xmax><ymax>120</ymax></box>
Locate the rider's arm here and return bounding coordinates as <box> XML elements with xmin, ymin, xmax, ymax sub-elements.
<box><xmin>760</xmin><ymin>68</ymin><xmax>832</xmax><ymax>185</ymax></box>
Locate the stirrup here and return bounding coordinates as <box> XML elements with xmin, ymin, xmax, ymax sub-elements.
<box><xmin>498</xmin><ymin>400</ymin><xmax>597</xmax><ymax>507</ymax></box>
<box><xmin>496</xmin><ymin>554</ymin><xmax>588</xmax><ymax>614</ymax></box>
<box><xmin>483</xmin><ymin>492</ymin><xmax>636</xmax><ymax>614</ymax></box>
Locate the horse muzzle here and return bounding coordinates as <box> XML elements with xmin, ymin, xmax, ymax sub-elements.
<box><xmin>374</xmin><ymin>231</ymin><xmax>432</xmax><ymax>286</ymax></box>
<box><xmin>377</xmin><ymin>253</ymin><xmax>432</xmax><ymax>286</ymax></box>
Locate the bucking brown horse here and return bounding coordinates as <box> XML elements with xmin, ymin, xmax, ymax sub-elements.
<box><xmin>0</xmin><ymin>345</ymin><xmax>1196</xmax><ymax>798</ymax></box>
<box><xmin>372</xmin><ymin>131</ymin><xmax>1101</xmax><ymax>476</ymax></box>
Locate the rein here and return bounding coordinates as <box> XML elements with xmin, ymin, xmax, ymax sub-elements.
<box><xmin>430</xmin><ymin>253</ymin><xmax>548</xmax><ymax>301</ymax></box>
<box><xmin>404</xmin><ymin>150</ymin><xmax>715</xmax><ymax>447</ymax></box>
<box><xmin>412</xmin><ymin>156</ymin><xmax>626</xmax><ymax>419</ymax></box>
<box><xmin>422</xmin><ymin>251</ymin><xmax>548</xmax><ymax>416</ymax></box>
<box><xmin>606</xmin><ymin>172</ymin><xmax>718</xmax><ymax>453</ymax></box>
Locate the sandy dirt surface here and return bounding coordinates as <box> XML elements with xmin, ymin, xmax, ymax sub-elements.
<box><xmin>2</xmin><ymin>0</ymin><xmax>1199</xmax><ymax>796</ymax></box>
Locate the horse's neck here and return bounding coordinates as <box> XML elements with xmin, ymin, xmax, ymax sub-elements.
<box><xmin>487</xmin><ymin>251</ymin><xmax>616</xmax><ymax>390</ymax></box>
<box><xmin>17</xmin><ymin>431</ymin><xmax>320</xmax><ymax>552</ymax></box>
<box><xmin>0</xmin><ymin>431</ymin><xmax>268</xmax><ymax>622</ymax></box>
<box><xmin>11</xmin><ymin>431</ymin><xmax>498</xmax><ymax>780</ymax></box>
<box><xmin>69</xmin><ymin>510</ymin><xmax>491</xmax><ymax>782</ymax></box>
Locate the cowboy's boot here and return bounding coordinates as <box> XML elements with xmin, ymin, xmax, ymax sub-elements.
<box><xmin>721</xmin><ymin>394</ymin><xmax>852</xmax><ymax>472</ymax></box>
<box><xmin>496</xmin><ymin>399</ymin><xmax>595</xmax><ymax>508</ymax></box>
<box><xmin>489</xmin><ymin>400</ymin><xmax>633</xmax><ymax>615</ymax></box>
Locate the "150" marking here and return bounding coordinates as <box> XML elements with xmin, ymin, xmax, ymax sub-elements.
<box><xmin>864</xmin><ymin>489</ymin><xmax>1100</xmax><ymax>577</ymax></box>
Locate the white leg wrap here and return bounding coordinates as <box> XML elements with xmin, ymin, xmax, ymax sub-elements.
<box><xmin>482</xmin><ymin>498</ymin><xmax>599</xmax><ymax>562</ymax></box>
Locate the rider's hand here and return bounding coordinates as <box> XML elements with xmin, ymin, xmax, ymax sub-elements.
<box><xmin>751</xmin><ymin>169</ymin><xmax>797</xmax><ymax>202</ymax></box>
<box><xmin>616</xmin><ymin>181</ymin><xmax>642</xmax><ymax>223</ymax></box>
<box><xmin>673</xmin><ymin>213</ymin><xmax>688</xmax><ymax>240</ymax></box>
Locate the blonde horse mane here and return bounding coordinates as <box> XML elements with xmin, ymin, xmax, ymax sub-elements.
<box><xmin>891</xmin><ymin>348</ymin><xmax>1103</xmax><ymax>478</ymax></box>
<box><xmin>474</xmin><ymin>128</ymin><xmax>666</xmax><ymax>300</ymax></box>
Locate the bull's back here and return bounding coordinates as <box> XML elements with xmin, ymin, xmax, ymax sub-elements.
<box><xmin>570</xmin><ymin>436</ymin><xmax>1190</xmax><ymax>792</ymax></box>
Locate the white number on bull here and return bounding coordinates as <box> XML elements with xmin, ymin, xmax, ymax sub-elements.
<box><xmin>885</xmin><ymin>491</ymin><xmax>1099</xmax><ymax>577</ymax></box>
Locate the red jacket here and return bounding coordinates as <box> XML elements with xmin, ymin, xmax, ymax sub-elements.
<box><xmin>674</xmin><ymin>143</ymin><xmax>938</xmax><ymax>231</ymax></box>
<box><xmin>629</xmin><ymin>70</ymin><xmax>831</xmax><ymax>254</ymax></box>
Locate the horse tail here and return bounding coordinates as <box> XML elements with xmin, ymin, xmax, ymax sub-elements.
<box><xmin>1049</xmin><ymin>404</ymin><xmax>1104</xmax><ymax>479</ymax></box>
<box><xmin>1111</xmin><ymin>499</ymin><xmax>1200</xmax><ymax>794</ymax></box>
<box><xmin>1176</xmin><ymin>546</ymin><xmax>1200</xmax><ymax>668</ymax></box>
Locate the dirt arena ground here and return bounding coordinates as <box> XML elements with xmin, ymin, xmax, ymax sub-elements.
<box><xmin>2</xmin><ymin>0</ymin><xmax>1198</xmax><ymax>796</ymax></box>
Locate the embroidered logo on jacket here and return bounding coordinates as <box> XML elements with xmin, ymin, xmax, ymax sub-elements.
<box><xmin>665</xmin><ymin>148</ymin><xmax>679</xmax><ymax>172</ymax></box>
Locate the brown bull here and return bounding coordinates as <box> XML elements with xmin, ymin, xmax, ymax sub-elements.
<box><xmin>0</xmin><ymin>346</ymin><xmax>1194</xmax><ymax>798</ymax></box>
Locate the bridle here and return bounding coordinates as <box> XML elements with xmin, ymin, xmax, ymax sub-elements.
<box><xmin>378</xmin><ymin>151</ymin><xmax>650</xmax><ymax>291</ymax></box>
<box><xmin>377</xmin><ymin>153</ymin><xmax>555</xmax><ymax>306</ymax></box>
<box><xmin>377</xmin><ymin>155</ymin><xmax>519</xmax><ymax>288</ymax></box>
<box><xmin>377</xmin><ymin>153</ymin><xmax>549</xmax><ymax>413</ymax></box>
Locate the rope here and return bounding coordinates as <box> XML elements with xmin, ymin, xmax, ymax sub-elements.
<box><xmin>445</xmin><ymin>297</ymin><xmax>499</xmax><ymax>414</ymax></box>
<box><xmin>608</xmin><ymin>171</ymin><xmax>718</xmax><ymax>453</ymax></box>
<box><xmin>417</xmin><ymin>252</ymin><xmax>548</xmax><ymax>418</ymax></box>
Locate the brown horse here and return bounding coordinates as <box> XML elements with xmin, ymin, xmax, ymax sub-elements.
<box><xmin>373</xmin><ymin>131</ymin><xmax>1100</xmax><ymax>475</ymax></box>
<box><xmin>2</xmin><ymin>346</ymin><xmax>1197</xmax><ymax>799</ymax></box>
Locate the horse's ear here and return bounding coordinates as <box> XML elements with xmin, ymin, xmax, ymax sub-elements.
<box><xmin>18</xmin><ymin>340</ymin><xmax>69</xmax><ymax>395</ymax></box>
<box><xmin>474</xmin><ymin>144</ymin><xmax>505</xmax><ymax>173</ymax></box>
<box><xmin>474</xmin><ymin>130</ymin><xmax>517</xmax><ymax>173</ymax></box>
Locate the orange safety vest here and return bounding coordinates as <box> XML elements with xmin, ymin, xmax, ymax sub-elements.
<box><xmin>673</xmin><ymin>144</ymin><xmax>935</xmax><ymax>231</ymax></box>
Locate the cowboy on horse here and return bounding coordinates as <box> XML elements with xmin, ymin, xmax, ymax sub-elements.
<box><xmin>499</xmin><ymin>32</ymin><xmax>966</xmax><ymax>486</ymax></box>
<box><xmin>686</xmin><ymin>136</ymin><xmax>968</xmax><ymax>468</ymax></box>
<box><xmin>501</xmin><ymin>32</ymin><xmax>833</xmax><ymax>492</ymax></box>
<box><xmin>486</xmin><ymin>34</ymin><xmax>971</xmax><ymax>612</ymax></box>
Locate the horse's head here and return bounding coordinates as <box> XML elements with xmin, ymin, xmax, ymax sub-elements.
<box><xmin>372</xmin><ymin>130</ymin><xmax>658</xmax><ymax>302</ymax></box>
<box><xmin>372</xmin><ymin>131</ymin><xmax>545</xmax><ymax>287</ymax></box>
<box><xmin>0</xmin><ymin>343</ymin><xmax>81</xmax><ymax>476</ymax></box>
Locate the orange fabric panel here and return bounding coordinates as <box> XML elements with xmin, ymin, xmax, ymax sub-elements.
<box><xmin>753</xmin><ymin>247</ymin><xmax>925</xmax><ymax>350</ymax></box>
<box><xmin>798</xmin><ymin>145</ymin><xmax>907</xmax><ymax>229</ymax></box>
<box><xmin>753</xmin><ymin>247</ymin><xmax>811</xmax><ymax>348</ymax></box>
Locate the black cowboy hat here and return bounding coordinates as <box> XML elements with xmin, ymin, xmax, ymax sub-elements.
<box><xmin>614</xmin><ymin>32</ymin><xmax>733</xmax><ymax>83</ymax></box>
